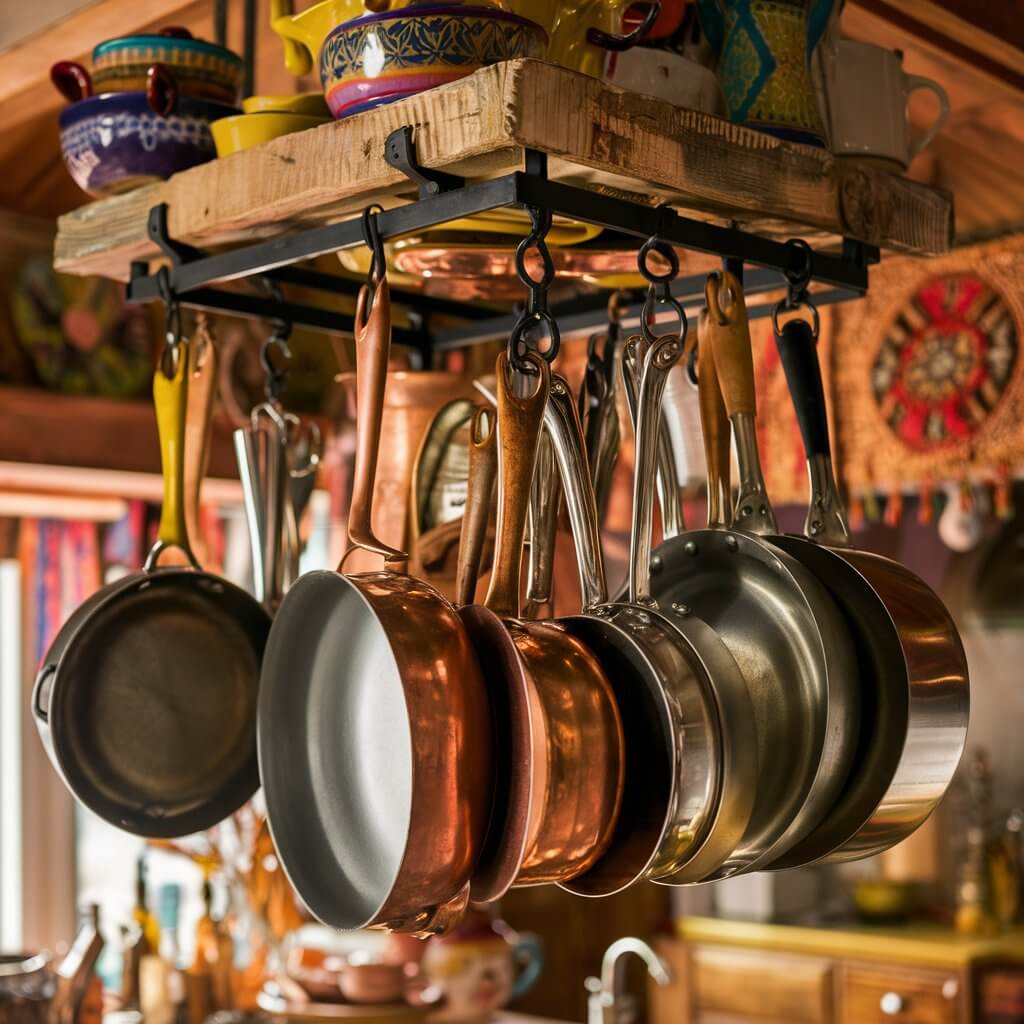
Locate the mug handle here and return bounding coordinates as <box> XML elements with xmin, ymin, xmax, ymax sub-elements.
<box><xmin>51</xmin><ymin>61</ymin><xmax>92</xmax><ymax>103</ymax></box>
<box><xmin>510</xmin><ymin>933</ymin><xmax>544</xmax><ymax>1001</ymax></box>
<box><xmin>147</xmin><ymin>63</ymin><xmax>179</xmax><ymax>117</ymax></box>
<box><xmin>905</xmin><ymin>74</ymin><xmax>949</xmax><ymax>160</ymax></box>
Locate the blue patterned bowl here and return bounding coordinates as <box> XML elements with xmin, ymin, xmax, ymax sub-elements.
<box><xmin>58</xmin><ymin>91</ymin><xmax>238</xmax><ymax>196</ymax></box>
<box><xmin>320</xmin><ymin>5</ymin><xmax>547</xmax><ymax>119</ymax></box>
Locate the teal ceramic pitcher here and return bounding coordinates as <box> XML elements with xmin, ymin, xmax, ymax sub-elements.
<box><xmin>698</xmin><ymin>0</ymin><xmax>833</xmax><ymax>146</ymax></box>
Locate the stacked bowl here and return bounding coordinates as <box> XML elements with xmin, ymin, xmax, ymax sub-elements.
<box><xmin>53</xmin><ymin>28</ymin><xmax>242</xmax><ymax>196</ymax></box>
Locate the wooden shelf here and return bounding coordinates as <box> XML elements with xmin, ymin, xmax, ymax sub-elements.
<box><xmin>0</xmin><ymin>386</ymin><xmax>241</xmax><ymax>494</ymax></box>
<box><xmin>54</xmin><ymin>59</ymin><xmax>954</xmax><ymax>282</ymax></box>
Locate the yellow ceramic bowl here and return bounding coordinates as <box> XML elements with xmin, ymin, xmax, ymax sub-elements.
<box><xmin>211</xmin><ymin>112</ymin><xmax>331</xmax><ymax>156</ymax></box>
<box><xmin>242</xmin><ymin>92</ymin><xmax>331</xmax><ymax>116</ymax></box>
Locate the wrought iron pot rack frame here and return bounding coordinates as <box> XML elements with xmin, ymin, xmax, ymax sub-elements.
<box><xmin>126</xmin><ymin>127</ymin><xmax>880</xmax><ymax>359</ymax></box>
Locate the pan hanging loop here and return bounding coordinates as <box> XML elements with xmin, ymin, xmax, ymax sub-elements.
<box><xmin>361</xmin><ymin>203</ymin><xmax>387</xmax><ymax>313</ymax></box>
<box><xmin>772</xmin><ymin>238</ymin><xmax>820</xmax><ymax>340</ymax></box>
<box><xmin>259</xmin><ymin>278</ymin><xmax>293</xmax><ymax>405</ymax></box>
<box><xmin>157</xmin><ymin>265</ymin><xmax>184</xmax><ymax>378</ymax></box>
<box><xmin>508</xmin><ymin>205</ymin><xmax>560</xmax><ymax>372</ymax></box>
<box><xmin>638</xmin><ymin>234</ymin><xmax>687</xmax><ymax>346</ymax></box>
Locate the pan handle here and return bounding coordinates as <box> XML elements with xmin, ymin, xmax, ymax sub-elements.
<box><xmin>184</xmin><ymin>315</ymin><xmax>219</xmax><ymax>564</ymax></box>
<box><xmin>147</xmin><ymin>340</ymin><xmax>201</xmax><ymax>572</ymax></box>
<box><xmin>524</xmin><ymin>430</ymin><xmax>561</xmax><ymax>617</ymax></box>
<box><xmin>455</xmin><ymin>406</ymin><xmax>497</xmax><ymax>607</ymax></box>
<box><xmin>544</xmin><ymin>374</ymin><xmax>609</xmax><ymax>612</ymax></box>
<box><xmin>774</xmin><ymin>317</ymin><xmax>851</xmax><ymax>547</ymax></box>
<box><xmin>696</xmin><ymin>314</ymin><xmax>731</xmax><ymax>529</ymax></box>
<box><xmin>347</xmin><ymin>278</ymin><xmax>408</xmax><ymax>564</ymax></box>
<box><xmin>705</xmin><ymin>272</ymin><xmax>778</xmax><ymax>536</ymax></box>
<box><xmin>621</xmin><ymin>338</ymin><xmax>684</xmax><ymax>539</ymax></box>
<box><xmin>629</xmin><ymin>333</ymin><xmax>683</xmax><ymax>606</ymax></box>
<box><xmin>484</xmin><ymin>352</ymin><xmax>549</xmax><ymax>619</ymax></box>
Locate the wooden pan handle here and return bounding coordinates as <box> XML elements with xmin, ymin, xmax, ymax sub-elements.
<box><xmin>705</xmin><ymin>271</ymin><xmax>755</xmax><ymax>418</ymax></box>
<box><xmin>347</xmin><ymin>279</ymin><xmax>408</xmax><ymax>565</ymax></box>
<box><xmin>484</xmin><ymin>352</ymin><xmax>549</xmax><ymax>619</ymax></box>
<box><xmin>697</xmin><ymin>304</ymin><xmax>731</xmax><ymax>528</ymax></box>
<box><xmin>455</xmin><ymin>406</ymin><xmax>497</xmax><ymax>607</ymax></box>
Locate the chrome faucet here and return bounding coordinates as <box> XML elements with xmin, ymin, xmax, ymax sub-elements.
<box><xmin>585</xmin><ymin>937</ymin><xmax>672</xmax><ymax>1024</ymax></box>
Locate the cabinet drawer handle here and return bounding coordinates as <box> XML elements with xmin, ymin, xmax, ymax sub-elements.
<box><xmin>880</xmin><ymin>992</ymin><xmax>906</xmax><ymax>1016</ymax></box>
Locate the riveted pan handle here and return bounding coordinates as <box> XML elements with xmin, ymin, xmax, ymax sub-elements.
<box><xmin>347</xmin><ymin>278</ymin><xmax>408</xmax><ymax>565</ymax></box>
<box><xmin>629</xmin><ymin>333</ymin><xmax>683</xmax><ymax>606</ymax></box>
<box><xmin>455</xmin><ymin>406</ymin><xmax>498</xmax><ymax>607</ymax></box>
<box><xmin>705</xmin><ymin>272</ymin><xmax>778</xmax><ymax>536</ymax></box>
<box><xmin>147</xmin><ymin>340</ymin><xmax>201</xmax><ymax>571</ymax></box>
<box><xmin>484</xmin><ymin>351</ymin><xmax>549</xmax><ymax>619</ymax></box>
<box><xmin>544</xmin><ymin>374</ymin><xmax>609</xmax><ymax>612</ymax></box>
<box><xmin>774</xmin><ymin>316</ymin><xmax>851</xmax><ymax>546</ymax></box>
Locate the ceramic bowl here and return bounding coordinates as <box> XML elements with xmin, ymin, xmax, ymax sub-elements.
<box><xmin>91</xmin><ymin>30</ymin><xmax>243</xmax><ymax>104</ymax></box>
<box><xmin>242</xmin><ymin>92</ymin><xmax>331</xmax><ymax>116</ymax></box>
<box><xmin>212</xmin><ymin>112</ymin><xmax>332</xmax><ymax>156</ymax></box>
<box><xmin>319</xmin><ymin>5</ymin><xmax>547</xmax><ymax>119</ymax></box>
<box><xmin>59</xmin><ymin>92</ymin><xmax>237</xmax><ymax>196</ymax></box>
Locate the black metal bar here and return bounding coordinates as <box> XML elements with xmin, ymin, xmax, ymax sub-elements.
<box><xmin>127</xmin><ymin>175</ymin><xmax>523</xmax><ymax>303</ymax></box>
<box><xmin>213</xmin><ymin>0</ymin><xmax>227</xmax><ymax>48</ymax></box>
<box><xmin>172</xmin><ymin>287</ymin><xmax>428</xmax><ymax>347</ymax></box>
<box><xmin>242</xmin><ymin>0</ymin><xmax>256</xmax><ymax>99</ymax></box>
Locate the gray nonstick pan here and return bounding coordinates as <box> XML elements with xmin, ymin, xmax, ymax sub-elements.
<box><xmin>762</xmin><ymin>309</ymin><xmax>968</xmax><ymax>867</ymax></box>
<box><xmin>641</xmin><ymin>273</ymin><xmax>860</xmax><ymax>878</ymax></box>
<box><xmin>33</xmin><ymin>335</ymin><xmax>271</xmax><ymax>838</ymax></box>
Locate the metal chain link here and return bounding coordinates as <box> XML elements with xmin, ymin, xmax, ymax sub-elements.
<box><xmin>508</xmin><ymin>206</ymin><xmax>560</xmax><ymax>371</ymax></box>
<box><xmin>638</xmin><ymin>234</ymin><xmax>687</xmax><ymax>345</ymax></box>
<box><xmin>772</xmin><ymin>238</ymin><xmax>820</xmax><ymax>339</ymax></box>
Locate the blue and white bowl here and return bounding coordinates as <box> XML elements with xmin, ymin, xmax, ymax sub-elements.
<box><xmin>59</xmin><ymin>91</ymin><xmax>238</xmax><ymax>196</ymax></box>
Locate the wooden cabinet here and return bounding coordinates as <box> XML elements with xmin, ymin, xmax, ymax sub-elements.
<box><xmin>839</xmin><ymin>963</ymin><xmax>963</xmax><ymax>1024</ymax></box>
<box><xmin>650</xmin><ymin>921</ymin><xmax>1024</xmax><ymax>1024</ymax></box>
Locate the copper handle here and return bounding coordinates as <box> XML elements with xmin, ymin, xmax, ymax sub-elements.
<box><xmin>455</xmin><ymin>406</ymin><xmax>497</xmax><ymax>607</ymax></box>
<box><xmin>184</xmin><ymin>314</ymin><xmax>219</xmax><ymax>557</ymax></box>
<box><xmin>705</xmin><ymin>271</ymin><xmax>755</xmax><ymax>418</ymax></box>
<box><xmin>484</xmin><ymin>351</ymin><xmax>549</xmax><ymax>619</ymax></box>
<box><xmin>347</xmin><ymin>279</ymin><xmax>408</xmax><ymax>564</ymax></box>
<box><xmin>697</xmin><ymin>308</ymin><xmax>731</xmax><ymax>528</ymax></box>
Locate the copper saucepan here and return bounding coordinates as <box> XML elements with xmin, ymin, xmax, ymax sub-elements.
<box><xmin>456</xmin><ymin>352</ymin><xmax>625</xmax><ymax>903</ymax></box>
<box><xmin>258</xmin><ymin>273</ymin><xmax>492</xmax><ymax>933</ymax></box>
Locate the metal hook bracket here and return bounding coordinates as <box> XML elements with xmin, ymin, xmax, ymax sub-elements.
<box><xmin>384</xmin><ymin>126</ymin><xmax>464</xmax><ymax>200</ymax></box>
<box><xmin>146</xmin><ymin>202</ymin><xmax>205</xmax><ymax>266</ymax></box>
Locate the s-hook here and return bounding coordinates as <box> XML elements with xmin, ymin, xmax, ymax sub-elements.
<box><xmin>361</xmin><ymin>203</ymin><xmax>387</xmax><ymax>315</ymax></box>
<box><xmin>508</xmin><ymin>205</ymin><xmax>560</xmax><ymax>372</ymax></box>
<box><xmin>638</xmin><ymin>233</ymin><xmax>687</xmax><ymax>345</ymax></box>
<box><xmin>772</xmin><ymin>238</ymin><xmax>820</xmax><ymax>340</ymax></box>
<box><xmin>157</xmin><ymin>264</ymin><xmax>184</xmax><ymax>377</ymax></box>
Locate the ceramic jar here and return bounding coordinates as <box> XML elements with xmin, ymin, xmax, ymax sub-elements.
<box><xmin>698</xmin><ymin>0</ymin><xmax>833</xmax><ymax>145</ymax></box>
<box><xmin>420</xmin><ymin>912</ymin><xmax>543</xmax><ymax>1024</ymax></box>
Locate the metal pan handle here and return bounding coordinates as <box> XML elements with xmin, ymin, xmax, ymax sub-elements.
<box><xmin>629</xmin><ymin>334</ymin><xmax>683</xmax><ymax>606</ymax></box>
<box><xmin>147</xmin><ymin>340</ymin><xmax>201</xmax><ymax>572</ymax></box>
<box><xmin>773</xmin><ymin>317</ymin><xmax>851</xmax><ymax>546</ymax></box>
<box><xmin>347</xmin><ymin>278</ymin><xmax>408</xmax><ymax>565</ymax></box>
<box><xmin>705</xmin><ymin>272</ymin><xmax>778</xmax><ymax>536</ymax></box>
<box><xmin>484</xmin><ymin>352</ymin><xmax>549</xmax><ymax>619</ymax></box>
<box><xmin>543</xmin><ymin>375</ymin><xmax>609</xmax><ymax>612</ymax></box>
<box><xmin>524</xmin><ymin>430</ymin><xmax>561</xmax><ymax>617</ymax></box>
<box><xmin>455</xmin><ymin>406</ymin><xmax>498</xmax><ymax>607</ymax></box>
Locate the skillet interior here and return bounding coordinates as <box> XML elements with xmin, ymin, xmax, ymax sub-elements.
<box><xmin>258</xmin><ymin>570</ymin><xmax>413</xmax><ymax>929</ymax></box>
<box><xmin>647</xmin><ymin>527</ymin><xmax>854</xmax><ymax>875</ymax></box>
<box><xmin>50</xmin><ymin>569</ymin><xmax>267</xmax><ymax>837</ymax></box>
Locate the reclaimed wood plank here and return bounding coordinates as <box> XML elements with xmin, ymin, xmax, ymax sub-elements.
<box><xmin>54</xmin><ymin>59</ymin><xmax>954</xmax><ymax>281</ymax></box>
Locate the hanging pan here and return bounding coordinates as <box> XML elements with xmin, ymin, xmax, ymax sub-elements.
<box><xmin>761</xmin><ymin>295</ymin><xmax>968</xmax><ymax>867</ymax></box>
<box><xmin>258</xmin><ymin>261</ymin><xmax>492</xmax><ymax>934</ymax></box>
<box><xmin>33</xmin><ymin>327</ymin><xmax>271</xmax><ymax>838</ymax></box>
<box><xmin>543</xmin><ymin>352</ymin><xmax>758</xmax><ymax>891</ymax></box>
<box><xmin>454</xmin><ymin>351</ymin><xmax>624</xmax><ymax>903</ymax></box>
<box><xmin>641</xmin><ymin>271</ymin><xmax>860</xmax><ymax>877</ymax></box>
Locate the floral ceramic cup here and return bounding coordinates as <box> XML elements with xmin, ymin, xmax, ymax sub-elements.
<box><xmin>420</xmin><ymin>912</ymin><xmax>543</xmax><ymax>1024</ymax></box>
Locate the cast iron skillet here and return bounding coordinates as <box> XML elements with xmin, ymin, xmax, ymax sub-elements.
<box><xmin>33</xmin><ymin>335</ymin><xmax>270</xmax><ymax>838</ymax></box>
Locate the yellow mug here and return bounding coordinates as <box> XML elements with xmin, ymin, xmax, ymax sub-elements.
<box><xmin>271</xmin><ymin>0</ymin><xmax>632</xmax><ymax>81</ymax></box>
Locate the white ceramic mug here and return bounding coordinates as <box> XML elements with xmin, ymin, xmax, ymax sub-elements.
<box><xmin>605</xmin><ymin>47</ymin><xmax>725</xmax><ymax>116</ymax></box>
<box><xmin>819</xmin><ymin>38</ymin><xmax>949</xmax><ymax>171</ymax></box>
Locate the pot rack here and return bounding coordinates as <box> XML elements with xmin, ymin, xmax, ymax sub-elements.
<box><xmin>125</xmin><ymin>127</ymin><xmax>879</xmax><ymax>362</ymax></box>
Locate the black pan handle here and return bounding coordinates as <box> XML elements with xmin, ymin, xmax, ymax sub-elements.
<box><xmin>774</xmin><ymin>317</ymin><xmax>830</xmax><ymax>459</ymax></box>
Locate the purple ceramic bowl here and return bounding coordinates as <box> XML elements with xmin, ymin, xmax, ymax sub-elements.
<box><xmin>58</xmin><ymin>91</ymin><xmax>238</xmax><ymax>196</ymax></box>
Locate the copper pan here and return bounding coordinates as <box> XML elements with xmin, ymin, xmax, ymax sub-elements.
<box><xmin>455</xmin><ymin>352</ymin><xmax>624</xmax><ymax>903</ymax></box>
<box><xmin>258</xmin><ymin>273</ymin><xmax>492</xmax><ymax>934</ymax></box>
